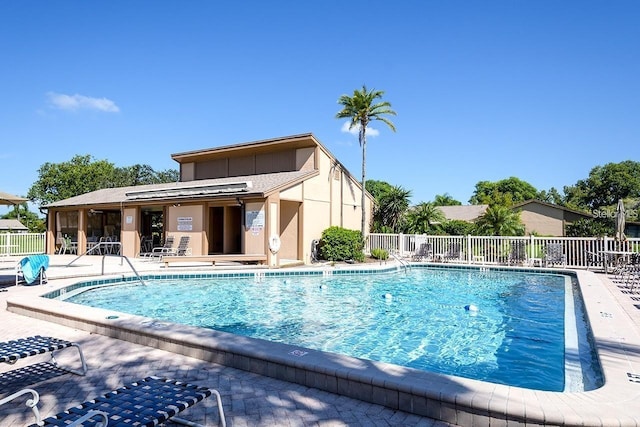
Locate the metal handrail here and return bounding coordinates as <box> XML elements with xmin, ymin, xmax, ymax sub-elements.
<box><xmin>66</xmin><ymin>242</ymin><xmax>146</xmax><ymax>286</ymax></box>
<box><xmin>389</xmin><ymin>251</ymin><xmax>410</xmax><ymax>273</ymax></box>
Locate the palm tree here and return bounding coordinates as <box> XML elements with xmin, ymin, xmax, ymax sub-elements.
<box><xmin>378</xmin><ymin>185</ymin><xmax>411</xmax><ymax>232</ymax></box>
<box><xmin>474</xmin><ymin>205</ymin><xmax>525</xmax><ymax>236</ymax></box>
<box><xmin>404</xmin><ymin>202</ymin><xmax>446</xmax><ymax>234</ymax></box>
<box><xmin>336</xmin><ymin>85</ymin><xmax>396</xmax><ymax>237</ymax></box>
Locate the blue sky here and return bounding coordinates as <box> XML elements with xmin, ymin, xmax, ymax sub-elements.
<box><xmin>1</xmin><ymin>1</ymin><xmax>639</xmax><ymax>217</ymax></box>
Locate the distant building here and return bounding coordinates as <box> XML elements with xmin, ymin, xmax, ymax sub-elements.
<box><xmin>512</xmin><ymin>200</ymin><xmax>593</xmax><ymax>236</ymax></box>
<box><xmin>0</xmin><ymin>219</ymin><xmax>28</xmax><ymax>233</ymax></box>
<box><xmin>436</xmin><ymin>205</ymin><xmax>488</xmax><ymax>222</ymax></box>
<box><xmin>436</xmin><ymin>200</ymin><xmax>594</xmax><ymax>237</ymax></box>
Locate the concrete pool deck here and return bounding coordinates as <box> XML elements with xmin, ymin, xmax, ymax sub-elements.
<box><xmin>1</xmin><ymin>255</ymin><xmax>640</xmax><ymax>426</ymax></box>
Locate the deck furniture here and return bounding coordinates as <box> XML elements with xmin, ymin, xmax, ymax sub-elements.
<box><xmin>543</xmin><ymin>243</ymin><xmax>567</xmax><ymax>268</ymax></box>
<box><xmin>141</xmin><ymin>235</ymin><xmax>175</xmax><ymax>258</ymax></box>
<box><xmin>0</xmin><ymin>336</ymin><xmax>87</xmax><ymax>394</ymax></box>
<box><xmin>16</xmin><ymin>255</ymin><xmax>49</xmax><ymax>286</ymax></box>
<box><xmin>27</xmin><ymin>376</ymin><xmax>226</xmax><ymax>427</ymax></box>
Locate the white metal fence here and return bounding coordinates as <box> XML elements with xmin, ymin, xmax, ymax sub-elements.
<box><xmin>366</xmin><ymin>233</ymin><xmax>640</xmax><ymax>269</ymax></box>
<box><xmin>0</xmin><ymin>233</ymin><xmax>46</xmax><ymax>257</ymax></box>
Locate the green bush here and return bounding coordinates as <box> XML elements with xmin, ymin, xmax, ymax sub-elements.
<box><xmin>319</xmin><ymin>226</ymin><xmax>365</xmax><ymax>262</ymax></box>
<box><xmin>370</xmin><ymin>247</ymin><xmax>389</xmax><ymax>260</ymax></box>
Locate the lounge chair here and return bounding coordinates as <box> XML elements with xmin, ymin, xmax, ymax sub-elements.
<box><xmin>412</xmin><ymin>242</ymin><xmax>433</xmax><ymax>262</ymax></box>
<box><xmin>543</xmin><ymin>242</ymin><xmax>566</xmax><ymax>268</ymax></box>
<box><xmin>0</xmin><ymin>336</ymin><xmax>87</xmax><ymax>394</ymax></box>
<box><xmin>16</xmin><ymin>255</ymin><xmax>49</xmax><ymax>286</ymax></box>
<box><xmin>438</xmin><ymin>242</ymin><xmax>461</xmax><ymax>263</ymax></box>
<box><xmin>156</xmin><ymin>236</ymin><xmax>191</xmax><ymax>261</ymax></box>
<box><xmin>24</xmin><ymin>376</ymin><xmax>226</xmax><ymax>427</ymax></box>
<box><xmin>507</xmin><ymin>240</ymin><xmax>528</xmax><ymax>266</ymax></box>
<box><xmin>174</xmin><ymin>235</ymin><xmax>192</xmax><ymax>256</ymax></box>
<box><xmin>141</xmin><ymin>235</ymin><xmax>175</xmax><ymax>259</ymax></box>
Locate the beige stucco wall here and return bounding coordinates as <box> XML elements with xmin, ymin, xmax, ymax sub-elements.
<box><xmin>296</xmin><ymin>149</ymin><xmax>372</xmax><ymax>263</ymax></box>
<box><xmin>181</xmin><ymin>162</ymin><xmax>195</xmax><ymax>181</ymax></box>
<box><xmin>519</xmin><ymin>204</ymin><xmax>565</xmax><ymax>236</ymax></box>
<box><xmin>296</xmin><ymin>147</ymin><xmax>315</xmax><ymax>171</ymax></box>
<box><xmin>244</xmin><ymin>201</ymin><xmax>266</xmax><ymax>256</ymax></box>
<box><xmin>280</xmin><ymin>183</ymin><xmax>303</xmax><ymax>201</ymax></box>
<box><xmin>165</xmin><ymin>204</ymin><xmax>205</xmax><ymax>255</ymax></box>
<box><xmin>120</xmin><ymin>207</ymin><xmax>138</xmax><ymax>257</ymax></box>
<box><xmin>280</xmin><ymin>200</ymin><xmax>299</xmax><ymax>260</ymax></box>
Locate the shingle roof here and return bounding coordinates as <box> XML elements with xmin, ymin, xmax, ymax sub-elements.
<box><xmin>437</xmin><ymin>205</ymin><xmax>489</xmax><ymax>222</ymax></box>
<box><xmin>0</xmin><ymin>219</ymin><xmax>28</xmax><ymax>231</ymax></box>
<box><xmin>45</xmin><ymin>170</ymin><xmax>317</xmax><ymax>208</ymax></box>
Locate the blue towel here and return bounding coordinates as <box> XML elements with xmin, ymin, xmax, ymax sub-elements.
<box><xmin>19</xmin><ymin>255</ymin><xmax>49</xmax><ymax>285</ymax></box>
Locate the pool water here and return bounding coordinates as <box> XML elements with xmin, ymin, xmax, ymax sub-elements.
<box><xmin>64</xmin><ymin>267</ymin><xmax>602</xmax><ymax>392</ymax></box>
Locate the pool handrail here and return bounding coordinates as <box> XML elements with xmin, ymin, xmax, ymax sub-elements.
<box><xmin>66</xmin><ymin>242</ymin><xmax>147</xmax><ymax>286</ymax></box>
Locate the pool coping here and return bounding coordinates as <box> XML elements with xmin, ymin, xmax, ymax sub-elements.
<box><xmin>6</xmin><ymin>264</ymin><xmax>640</xmax><ymax>426</ymax></box>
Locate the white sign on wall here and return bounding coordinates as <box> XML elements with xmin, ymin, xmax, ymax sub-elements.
<box><xmin>246</xmin><ymin>210</ymin><xmax>264</xmax><ymax>235</ymax></box>
<box><xmin>177</xmin><ymin>216</ymin><xmax>193</xmax><ymax>231</ymax></box>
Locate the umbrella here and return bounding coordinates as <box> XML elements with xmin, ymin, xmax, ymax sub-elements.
<box><xmin>615</xmin><ymin>199</ymin><xmax>626</xmax><ymax>241</ymax></box>
<box><xmin>0</xmin><ymin>191</ymin><xmax>28</xmax><ymax>206</ymax></box>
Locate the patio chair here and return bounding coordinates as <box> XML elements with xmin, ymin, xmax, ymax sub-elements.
<box><xmin>543</xmin><ymin>243</ymin><xmax>566</xmax><ymax>268</ymax></box>
<box><xmin>412</xmin><ymin>242</ymin><xmax>433</xmax><ymax>262</ymax></box>
<box><xmin>57</xmin><ymin>237</ymin><xmax>77</xmax><ymax>255</ymax></box>
<box><xmin>174</xmin><ymin>235</ymin><xmax>192</xmax><ymax>256</ymax></box>
<box><xmin>25</xmin><ymin>376</ymin><xmax>226</xmax><ymax>427</ymax></box>
<box><xmin>141</xmin><ymin>235</ymin><xmax>175</xmax><ymax>258</ymax></box>
<box><xmin>15</xmin><ymin>255</ymin><xmax>49</xmax><ymax>286</ymax></box>
<box><xmin>438</xmin><ymin>242</ymin><xmax>461</xmax><ymax>263</ymax></box>
<box><xmin>507</xmin><ymin>240</ymin><xmax>528</xmax><ymax>266</ymax></box>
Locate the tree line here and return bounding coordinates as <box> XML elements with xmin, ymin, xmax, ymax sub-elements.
<box><xmin>368</xmin><ymin>160</ymin><xmax>640</xmax><ymax>237</ymax></box>
<box><xmin>2</xmin><ymin>154</ymin><xmax>178</xmax><ymax>232</ymax></box>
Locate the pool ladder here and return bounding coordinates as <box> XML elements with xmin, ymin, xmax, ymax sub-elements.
<box><xmin>389</xmin><ymin>251</ymin><xmax>410</xmax><ymax>273</ymax></box>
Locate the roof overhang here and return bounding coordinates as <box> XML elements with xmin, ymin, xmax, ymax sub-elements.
<box><xmin>125</xmin><ymin>181</ymin><xmax>253</xmax><ymax>201</ymax></box>
<box><xmin>170</xmin><ymin>133</ymin><xmax>318</xmax><ymax>163</ymax></box>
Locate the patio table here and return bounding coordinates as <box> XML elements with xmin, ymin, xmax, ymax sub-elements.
<box><xmin>599</xmin><ymin>250</ymin><xmax>637</xmax><ymax>274</ymax></box>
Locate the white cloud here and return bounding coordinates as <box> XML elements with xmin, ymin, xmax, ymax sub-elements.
<box><xmin>47</xmin><ymin>92</ymin><xmax>120</xmax><ymax>113</ymax></box>
<box><xmin>340</xmin><ymin>121</ymin><xmax>379</xmax><ymax>137</ymax></box>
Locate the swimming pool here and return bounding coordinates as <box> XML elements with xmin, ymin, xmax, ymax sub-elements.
<box><xmin>61</xmin><ymin>266</ymin><xmax>603</xmax><ymax>392</ymax></box>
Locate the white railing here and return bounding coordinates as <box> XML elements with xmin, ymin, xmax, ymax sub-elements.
<box><xmin>366</xmin><ymin>233</ymin><xmax>640</xmax><ymax>269</ymax></box>
<box><xmin>0</xmin><ymin>233</ymin><xmax>46</xmax><ymax>257</ymax></box>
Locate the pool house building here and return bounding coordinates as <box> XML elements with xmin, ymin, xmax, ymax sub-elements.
<box><xmin>44</xmin><ymin>133</ymin><xmax>373</xmax><ymax>266</ymax></box>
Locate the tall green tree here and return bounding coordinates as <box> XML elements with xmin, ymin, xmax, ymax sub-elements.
<box><xmin>434</xmin><ymin>193</ymin><xmax>461</xmax><ymax>206</ymax></box>
<box><xmin>28</xmin><ymin>155</ymin><xmax>116</xmax><ymax>206</ymax></box>
<box><xmin>336</xmin><ymin>85</ymin><xmax>396</xmax><ymax>236</ymax></box>
<box><xmin>469</xmin><ymin>177</ymin><xmax>539</xmax><ymax>206</ymax></box>
<box><xmin>538</xmin><ymin>187</ymin><xmax>565</xmax><ymax>206</ymax></box>
<box><xmin>404</xmin><ymin>202</ymin><xmax>445</xmax><ymax>234</ymax></box>
<box><xmin>378</xmin><ymin>185</ymin><xmax>411</xmax><ymax>232</ymax></box>
<box><xmin>474</xmin><ymin>205</ymin><xmax>525</xmax><ymax>236</ymax></box>
<box><xmin>28</xmin><ymin>154</ymin><xmax>179</xmax><ymax>207</ymax></box>
<box><xmin>564</xmin><ymin>161</ymin><xmax>640</xmax><ymax>209</ymax></box>
<box><xmin>113</xmin><ymin>164</ymin><xmax>179</xmax><ymax>186</ymax></box>
<box><xmin>365</xmin><ymin>179</ymin><xmax>394</xmax><ymax>201</ymax></box>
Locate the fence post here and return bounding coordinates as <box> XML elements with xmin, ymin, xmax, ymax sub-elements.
<box><xmin>399</xmin><ymin>233</ymin><xmax>404</xmax><ymax>257</ymax></box>
<box><xmin>529</xmin><ymin>234</ymin><xmax>535</xmax><ymax>259</ymax></box>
